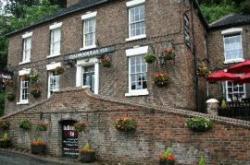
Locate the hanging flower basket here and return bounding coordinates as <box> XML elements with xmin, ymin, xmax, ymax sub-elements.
<box><xmin>4</xmin><ymin>79</ymin><xmax>15</xmax><ymax>87</ymax></box>
<box><xmin>74</xmin><ymin>121</ymin><xmax>86</xmax><ymax>132</ymax></box>
<box><xmin>0</xmin><ymin>133</ymin><xmax>11</xmax><ymax>148</ymax></box>
<box><xmin>114</xmin><ymin>117</ymin><xmax>137</xmax><ymax>132</ymax></box>
<box><xmin>35</xmin><ymin>122</ymin><xmax>48</xmax><ymax>132</ymax></box>
<box><xmin>79</xmin><ymin>143</ymin><xmax>96</xmax><ymax>163</ymax></box>
<box><xmin>144</xmin><ymin>53</ymin><xmax>157</xmax><ymax>64</ymax></box>
<box><xmin>0</xmin><ymin>120</ymin><xmax>10</xmax><ymax>130</ymax></box>
<box><xmin>198</xmin><ymin>62</ymin><xmax>210</xmax><ymax>77</ymax></box>
<box><xmin>30</xmin><ymin>69</ymin><xmax>39</xmax><ymax>84</ymax></box>
<box><xmin>153</xmin><ymin>72</ymin><xmax>170</xmax><ymax>87</ymax></box>
<box><xmin>54</xmin><ymin>66</ymin><xmax>65</xmax><ymax>75</ymax></box>
<box><xmin>19</xmin><ymin>119</ymin><xmax>32</xmax><ymax>131</ymax></box>
<box><xmin>31</xmin><ymin>84</ymin><xmax>42</xmax><ymax>98</ymax></box>
<box><xmin>6</xmin><ymin>92</ymin><xmax>15</xmax><ymax>101</ymax></box>
<box><xmin>100</xmin><ymin>55</ymin><xmax>112</xmax><ymax>68</ymax></box>
<box><xmin>163</xmin><ymin>48</ymin><xmax>175</xmax><ymax>60</ymax></box>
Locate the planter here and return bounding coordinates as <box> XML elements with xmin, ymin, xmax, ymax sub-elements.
<box><xmin>159</xmin><ymin>160</ymin><xmax>175</xmax><ymax>165</ymax></box>
<box><xmin>155</xmin><ymin>80</ymin><xmax>169</xmax><ymax>87</ymax></box>
<box><xmin>79</xmin><ymin>152</ymin><xmax>96</xmax><ymax>163</ymax></box>
<box><xmin>31</xmin><ymin>145</ymin><xmax>47</xmax><ymax>154</ymax></box>
<box><xmin>0</xmin><ymin>139</ymin><xmax>11</xmax><ymax>148</ymax></box>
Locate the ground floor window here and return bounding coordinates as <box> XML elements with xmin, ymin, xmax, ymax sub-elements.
<box><xmin>225</xmin><ymin>81</ymin><xmax>246</xmax><ymax>101</ymax></box>
<box><xmin>20</xmin><ymin>79</ymin><xmax>29</xmax><ymax>103</ymax></box>
<box><xmin>48</xmin><ymin>72</ymin><xmax>60</xmax><ymax>98</ymax></box>
<box><xmin>76</xmin><ymin>58</ymin><xmax>99</xmax><ymax>94</ymax></box>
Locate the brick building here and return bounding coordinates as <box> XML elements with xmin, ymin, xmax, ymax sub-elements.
<box><xmin>5</xmin><ymin>0</ymin><xmax>208</xmax><ymax>114</ymax></box>
<box><xmin>3</xmin><ymin>1</ymin><xmax>250</xmax><ymax>164</ymax></box>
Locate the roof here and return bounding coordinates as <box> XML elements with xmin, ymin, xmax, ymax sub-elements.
<box><xmin>210</xmin><ymin>13</ymin><xmax>250</xmax><ymax>30</ymax></box>
<box><xmin>6</xmin><ymin>0</ymin><xmax>208</xmax><ymax>37</ymax></box>
<box><xmin>6</xmin><ymin>0</ymin><xmax>109</xmax><ymax>36</ymax></box>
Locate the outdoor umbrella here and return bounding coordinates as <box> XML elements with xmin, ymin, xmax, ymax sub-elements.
<box><xmin>239</xmin><ymin>73</ymin><xmax>250</xmax><ymax>83</ymax></box>
<box><xmin>207</xmin><ymin>70</ymin><xmax>241</xmax><ymax>82</ymax></box>
<box><xmin>227</xmin><ymin>60</ymin><xmax>250</xmax><ymax>73</ymax></box>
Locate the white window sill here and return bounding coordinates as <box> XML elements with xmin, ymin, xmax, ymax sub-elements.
<box><xmin>125</xmin><ymin>89</ymin><xmax>149</xmax><ymax>97</ymax></box>
<box><xmin>17</xmin><ymin>101</ymin><xmax>29</xmax><ymax>105</ymax></box>
<box><xmin>126</xmin><ymin>34</ymin><xmax>146</xmax><ymax>42</ymax></box>
<box><xmin>19</xmin><ymin>61</ymin><xmax>31</xmax><ymax>65</ymax></box>
<box><xmin>224</xmin><ymin>58</ymin><xmax>244</xmax><ymax>64</ymax></box>
<box><xmin>47</xmin><ymin>54</ymin><xmax>61</xmax><ymax>59</ymax></box>
<box><xmin>80</xmin><ymin>45</ymin><xmax>97</xmax><ymax>51</ymax></box>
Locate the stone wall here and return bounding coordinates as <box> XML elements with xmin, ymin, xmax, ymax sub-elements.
<box><xmin>2</xmin><ymin>88</ymin><xmax>250</xmax><ymax>165</ymax></box>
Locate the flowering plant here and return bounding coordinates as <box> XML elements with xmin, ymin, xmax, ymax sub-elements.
<box><xmin>198</xmin><ymin>62</ymin><xmax>210</xmax><ymax>77</ymax></box>
<box><xmin>31</xmin><ymin>84</ymin><xmax>42</xmax><ymax>98</ymax></box>
<box><xmin>74</xmin><ymin>121</ymin><xmax>86</xmax><ymax>132</ymax></box>
<box><xmin>80</xmin><ymin>143</ymin><xmax>95</xmax><ymax>154</ymax></box>
<box><xmin>153</xmin><ymin>72</ymin><xmax>169</xmax><ymax>87</ymax></box>
<box><xmin>159</xmin><ymin>148</ymin><xmax>176</xmax><ymax>165</ymax></box>
<box><xmin>100</xmin><ymin>55</ymin><xmax>112</xmax><ymax>68</ymax></box>
<box><xmin>114</xmin><ymin>117</ymin><xmax>137</xmax><ymax>132</ymax></box>
<box><xmin>187</xmin><ymin>117</ymin><xmax>213</xmax><ymax>132</ymax></box>
<box><xmin>31</xmin><ymin>137</ymin><xmax>46</xmax><ymax>146</ymax></box>
<box><xmin>163</xmin><ymin>48</ymin><xmax>175</xmax><ymax>60</ymax></box>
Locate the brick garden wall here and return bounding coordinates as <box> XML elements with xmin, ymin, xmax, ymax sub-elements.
<box><xmin>2</xmin><ymin>88</ymin><xmax>250</xmax><ymax>165</ymax></box>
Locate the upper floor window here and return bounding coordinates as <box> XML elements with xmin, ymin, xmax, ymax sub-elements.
<box><xmin>81</xmin><ymin>12</ymin><xmax>97</xmax><ymax>50</ymax></box>
<box><xmin>48</xmin><ymin>72</ymin><xmax>60</xmax><ymax>98</ymax></box>
<box><xmin>21</xmin><ymin>32</ymin><xmax>32</xmax><ymax>64</ymax></box>
<box><xmin>222</xmin><ymin>28</ymin><xmax>243</xmax><ymax>63</ymax></box>
<box><xmin>125</xmin><ymin>46</ymin><xmax>149</xmax><ymax>97</ymax></box>
<box><xmin>126</xmin><ymin>0</ymin><xmax>146</xmax><ymax>41</ymax></box>
<box><xmin>225</xmin><ymin>81</ymin><xmax>246</xmax><ymax>102</ymax></box>
<box><xmin>17</xmin><ymin>68</ymin><xmax>31</xmax><ymax>104</ymax></box>
<box><xmin>49</xmin><ymin>22</ymin><xmax>62</xmax><ymax>57</ymax></box>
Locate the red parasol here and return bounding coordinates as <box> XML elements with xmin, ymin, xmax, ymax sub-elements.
<box><xmin>207</xmin><ymin>70</ymin><xmax>241</xmax><ymax>82</ymax></box>
<box><xmin>227</xmin><ymin>60</ymin><xmax>250</xmax><ymax>73</ymax></box>
<box><xmin>239</xmin><ymin>73</ymin><xmax>250</xmax><ymax>83</ymax></box>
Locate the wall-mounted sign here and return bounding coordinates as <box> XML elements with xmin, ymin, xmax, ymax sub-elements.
<box><xmin>64</xmin><ymin>46</ymin><xmax>115</xmax><ymax>61</ymax></box>
<box><xmin>62</xmin><ymin>120</ymin><xmax>79</xmax><ymax>158</ymax></box>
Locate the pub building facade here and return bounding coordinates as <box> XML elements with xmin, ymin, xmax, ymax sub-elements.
<box><xmin>5</xmin><ymin>0</ymin><xmax>208</xmax><ymax>114</ymax></box>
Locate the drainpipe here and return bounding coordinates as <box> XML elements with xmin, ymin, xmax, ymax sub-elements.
<box><xmin>190</xmin><ymin>1</ymin><xmax>200</xmax><ymax>111</ymax></box>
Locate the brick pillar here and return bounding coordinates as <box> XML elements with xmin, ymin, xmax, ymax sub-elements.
<box><xmin>67</xmin><ymin>0</ymin><xmax>81</xmax><ymax>7</ymax></box>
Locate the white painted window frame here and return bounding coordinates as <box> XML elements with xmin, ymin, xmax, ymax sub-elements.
<box><xmin>48</xmin><ymin>22</ymin><xmax>62</xmax><ymax>58</ymax></box>
<box><xmin>224</xmin><ymin>81</ymin><xmax>246</xmax><ymax>102</ymax></box>
<box><xmin>46</xmin><ymin>62</ymin><xmax>61</xmax><ymax>98</ymax></box>
<box><xmin>76</xmin><ymin>58</ymin><xmax>99</xmax><ymax>94</ymax></box>
<box><xmin>80</xmin><ymin>12</ymin><xmax>97</xmax><ymax>51</ymax></box>
<box><xmin>125</xmin><ymin>46</ymin><xmax>149</xmax><ymax>97</ymax></box>
<box><xmin>222</xmin><ymin>28</ymin><xmax>244</xmax><ymax>64</ymax></box>
<box><xmin>20</xmin><ymin>33</ymin><xmax>33</xmax><ymax>64</ymax></box>
<box><xmin>126</xmin><ymin>0</ymin><xmax>146</xmax><ymax>42</ymax></box>
<box><xmin>17</xmin><ymin>68</ymin><xmax>31</xmax><ymax>105</ymax></box>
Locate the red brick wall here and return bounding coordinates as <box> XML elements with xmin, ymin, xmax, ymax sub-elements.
<box><xmin>3</xmin><ymin>88</ymin><xmax>250</xmax><ymax>165</ymax></box>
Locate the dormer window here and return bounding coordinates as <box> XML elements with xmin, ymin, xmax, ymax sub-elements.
<box><xmin>21</xmin><ymin>32</ymin><xmax>32</xmax><ymax>64</ymax></box>
<box><xmin>81</xmin><ymin>12</ymin><xmax>97</xmax><ymax>51</ymax></box>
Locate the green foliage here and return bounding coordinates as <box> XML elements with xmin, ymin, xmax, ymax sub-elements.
<box><xmin>80</xmin><ymin>143</ymin><xmax>95</xmax><ymax>153</ymax></box>
<box><xmin>201</xmin><ymin>4</ymin><xmax>239</xmax><ymax>23</ymax></box>
<box><xmin>199</xmin><ymin>155</ymin><xmax>206</xmax><ymax>165</ymax></box>
<box><xmin>74</xmin><ymin>121</ymin><xmax>86</xmax><ymax>132</ymax></box>
<box><xmin>0</xmin><ymin>119</ymin><xmax>10</xmax><ymax>130</ymax></box>
<box><xmin>187</xmin><ymin>117</ymin><xmax>213</xmax><ymax>132</ymax></box>
<box><xmin>0</xmin><ymin>92</ymin><xmax>5</xmax><ymax>117</ymax></box>
<box><xmin>19</xmin><ymin>119</ymin><xmax>32</xmax><ymax>131</ymax></box>
<box><xmin>114</xmin><ymin>117</ymin><xmax>137</xmax><ymax>132</ymax></box>
<box><xmin>240</xmin><ymin>0</ymin><xmax>250</xmax><ymax>14</ymax></box>
<box><xmin>35</xmin><ymin>123</ymin><xmax>48</xmax><ymax>131</ymax></box>
<box><xmin>220</xmin><ymin>99</ymin><xmax>227</xmax><ymax>110</ymax></box>
<box><xmin>144</xmin><ymin>53</ymin><xmax>157</xmax><ymax>63</ymax></box>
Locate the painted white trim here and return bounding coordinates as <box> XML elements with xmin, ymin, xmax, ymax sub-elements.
<box><xmin>224</xmin><ymin>58</ymin><xmax>245</xmax><ymax>64</ymax></box>
<box><xmin>17</xmin><ymin>100</ymin><xmax>29</xmax><ymax>105</ymax></box>
<box><xmin>81</xmin><ymin>11</ymin><xmax>97</xmax><ymax>20</ymax></box>
<box><xmin>49</xmin><ymin>22</ymin><xmax>63</xmax><ymax>30</ymax></box>
<box><xmin>80</xmin><ymin>45</ymin><xmax>97</xmax><ymax>51</ymax></box>
<box><xmin>46</xmin><ymin>62</ymin><xmax>62</xmax><ymax>71</ymax></box>
<box><xmin>22</xmin><ymin>32</ymin><xmax>33</xmax><ymax>39</ymax></box>
<box><xmin>126</xmin><ymin>34</ymin><xmax>146</xmax><ymax>42</ymax></box>
<box><xmin>126</xmin><ymin>0</ymin><xmax>145</xmax><ymax>7</ymax></box>
<box><xmin>126</xmin><ymin>46</ymin><xmax>148</xmax><ymax>57</ymax></box>
<box><xmin>18</xmin><ymin>68</ymin><xmax>31</xmax><ymax>76</ymax></box>
<box><xmin>221</xmin><ymin>28</ymin><xmax>242</xmax><ymax>35</ymax></box>
<box><xmin>47</xmin><ymin>54</ymin><xmax>61</xmax><ymax>58</ymax></box>
<box><xmin>19</xmin><ymin>61</ymin><xmax>31</xmax><ymax>65</ymax></box>
<box><xmin>76</xmin><ymin>58</ymin><xmax>99</xmax><ymax>94</ymax></box>
<box><xmin>125</xmin><ymin>89</ymin><xmax>149</xmax><ymax>97</ymax></box>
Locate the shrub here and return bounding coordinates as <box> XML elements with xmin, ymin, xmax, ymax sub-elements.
<box><xmin>144</xmin><ymin>53</ymin><xmax>157</xmax><ymax>63</ymax></box>
<box><xmin>114</xmin><ymin>117</ymin><xmax>137</xmax><ymax>132</ymax></box>
<box><xmin>187</xmin><ymin>117</ymin><xmax>213</xmax><ymax>132</ymax></box>
<box><xmin>19</xmin><ymin>119</ymin><xmax>32</xmax><ymax>131</ymax></box>
<box><xmin>35</xmin><ymin>122</ymin><xmax>48</xmax><ymax>131</ymax></box>
<box><xmin>74</xmin><ymin>121</ymin><xmax>86</xmax><ymax>132</ymax></box>
<box><xmin>0</xmin><ymin>120</ymin><xmax>10</xmax><ymax>130</ymax></box>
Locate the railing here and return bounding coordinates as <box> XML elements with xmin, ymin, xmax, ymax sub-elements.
<box><xmin>218</xmin><ymin>100</ymin><xmax>250</xmax><ymax>121</ymax></box>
